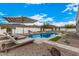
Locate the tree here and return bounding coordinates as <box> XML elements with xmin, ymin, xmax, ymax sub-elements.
<box><xmin>65</xmin><ymin>24</ymin><xmax>76</xmax><ymax>29</ymax></box>
<box><xmin>41</xmin><ymin>22</ymin><xmax>49</xmax><ymax>31</ymax></box>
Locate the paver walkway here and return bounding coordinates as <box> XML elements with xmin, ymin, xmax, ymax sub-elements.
<box><xmin>36</xmin><ymin>38</ymin><xmax>79</xmax><ymax>54</ymax></box>
<box><xmin>43</xmin><ymin>40</ymin><xmax>79</xmax><ymax>54</ymax></box>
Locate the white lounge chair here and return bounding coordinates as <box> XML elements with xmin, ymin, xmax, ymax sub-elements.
<box><xmin>0</xmin><ymin>33</ymin><xmax>34</xmax><ymax>52</ymax></box>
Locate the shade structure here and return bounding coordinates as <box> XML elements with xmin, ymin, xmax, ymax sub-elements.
<box><xmin>3</xmin><ymin>16</ymin><xmax>37</xmax><ymax>34</ymax></box>
<box><xmin>3</xmin><ymin>16</ymin><xmax>37</xmax><ymax>23</ymax></box>
<box><xmin>41</xmin><ymin>24</ymin><xmax>59</xmax><ymax>31</ymax></box>
<box><xmin>46</xmin><ymin>25</ymin><xmax>57</xmax><ymax>28</ymax></box>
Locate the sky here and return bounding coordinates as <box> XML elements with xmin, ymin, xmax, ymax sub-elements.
<box><xmin>0</xmin><ymin>3</ymin><xmax>78</xmax><ymax>26</ymax></box>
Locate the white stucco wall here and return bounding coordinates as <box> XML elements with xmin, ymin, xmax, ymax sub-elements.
<box><xmin>12</xmin><ymin>27</ymin><xmax>41</xmax><ymax>34</ymax></box>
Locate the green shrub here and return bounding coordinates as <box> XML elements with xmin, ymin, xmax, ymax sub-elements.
<box><xmin>49</xmin><ymin>36</ymin><xmax>61</xmax><ymax>41</ymax></box>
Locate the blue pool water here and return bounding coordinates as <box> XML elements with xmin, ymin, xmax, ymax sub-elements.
<box><xmin>29</xmin><ymin>32</ymin><xmax>57</xmax><ymax>38</ymax></box>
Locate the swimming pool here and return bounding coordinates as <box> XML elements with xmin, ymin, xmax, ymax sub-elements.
<box><xmin>29</xmin><ymin>32</ymin><xmax>57</xmax><ymax>38</ymax></box>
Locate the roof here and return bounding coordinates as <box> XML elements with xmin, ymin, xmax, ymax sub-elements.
<box><xmin>47</xmin><ymin>25</ymin><xmax>57</xmax><ymax>28</ymax></box>
<box><xmin>42</xmin><ymin>24</ymin><xmax>58</xmax><ymax>28</ymax></box>
<box><xmin>0</xmin><ymin>23</ymin><xmax>26</xmax><ymax>28</ymax></box>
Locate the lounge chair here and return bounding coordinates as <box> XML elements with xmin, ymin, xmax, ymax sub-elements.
<box><xmin>0</xmin><ymin>33</ymin><xmax>34</xmax><ymax>52</ymax></box>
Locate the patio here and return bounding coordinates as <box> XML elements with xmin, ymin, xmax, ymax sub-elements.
<box><xmin>0</xmin><ymin>43</ymin><xmax>53</xmax><ymax>56</ymax></box>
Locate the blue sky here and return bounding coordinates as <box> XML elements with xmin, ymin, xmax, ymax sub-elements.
<box><xmin>0</xmin><ymin>3</ymin><xmax>78</xmax><ymax>26</ymax></box>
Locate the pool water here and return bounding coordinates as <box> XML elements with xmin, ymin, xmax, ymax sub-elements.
<box><xmin>29</xmin><ymin>32</ymin><xmax>57</xmax><ymax>38</ymax></box>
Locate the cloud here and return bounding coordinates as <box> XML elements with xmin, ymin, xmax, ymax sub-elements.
<box><xmin>28</xmin><ymin>14</ymin><xmax>76</xmax><ymax>26</ymax></box>
<box><xmin>33</xmin><ymin>22</ymin><xmax>43</xmax><ymax>26</ymax></box>
<box><xmin>62</xmin><ymin>3</ymin><xmax>79</xmax><ymax>14</ymax></box>
<box><xmin>30</xmin><ymin>14</ymin><xmax>47</xmax><ymax>21</ymax></box>
<box><xmin>52</xmin><ymin>20</ymin><xmax>76</xmax><ymax>26</ymax></box>
<box><xmin>30</xmin><ymin>14</ymin><xmax>54</xmax><ymax>22</ymax></box>
<box><xmin>45</xmin><ymin>18</ymin><xmax>53</xmax><ymax>22</ymax></box>
<box><xmin>24</xmin><ymin>21</ymin><xmax>43</xmax><ymax>26</ymax></box>
<box><xmin>25</xmin><ymin>20</ymin><xmax>76</xmax><ymax>26</ymax></box>
<box><xmin>0</xmin><ymin>12</ymin><xmax>5</xmax><ymax>16</ymax></box>
<box><xmin>29</xmin><ymin>14</ymin><xmax>54</xmax><ymax>26</ymax></box>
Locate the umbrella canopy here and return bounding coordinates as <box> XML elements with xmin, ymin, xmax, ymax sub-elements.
<box><xmin>3</xmin><ymin>16</ymin><xmax>37</xmax><ymax>23</ymax></box>
<box><xmin>0</xmin><ymin>23</ymin><xmax>26</xmax><ymax>29</ymax></box>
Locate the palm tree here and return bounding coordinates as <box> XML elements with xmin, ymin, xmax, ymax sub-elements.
<box><xmin>41</xmin><ymin>22</ymin><xmax>49</xmax><ymax>31</ymax></box>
